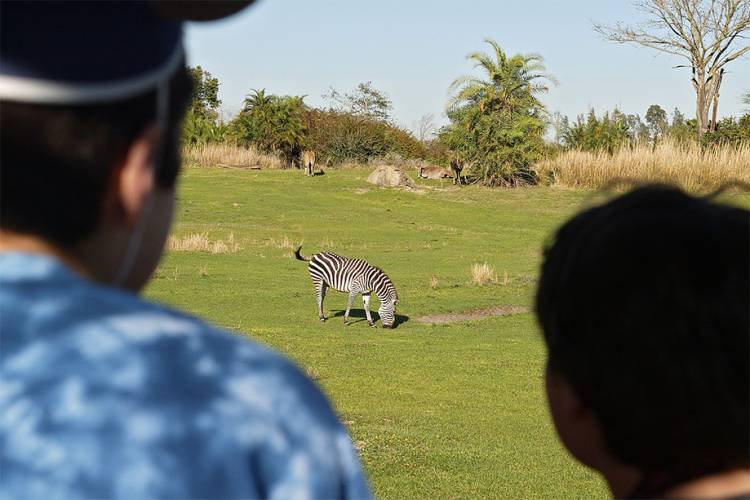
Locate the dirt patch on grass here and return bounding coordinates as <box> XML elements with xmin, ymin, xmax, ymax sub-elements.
<box><xmin>415</xmin><ymin>305</ymin><xmax>530</xmax><ymax>325</ymax></box>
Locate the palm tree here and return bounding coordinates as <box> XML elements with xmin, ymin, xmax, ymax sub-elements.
<box><xmin>442</xmin><ymin>39</ymin><xmax>557</xmax><ymax>186</ymax></box>
<box><xmin>447</xmin><ymin>38</ymin><xmax>557</xmax><ymax>119</ymax></box>
<box><xmin>243</xmin><ymin>88</ymin><xmax>272</xmax><ymax>110</ymax></box>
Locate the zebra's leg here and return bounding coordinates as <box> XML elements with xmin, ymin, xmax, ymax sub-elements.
<box><xmin>362</xmin><ymin>293</ymin><xmax>375</xmax><ymax>327</ymax></box>
<box><xmin>315</xmin><ymin>282</ymin><xmax>328</xmax><ymax>322</ymax></box>
<box><xmin>344</xmin><ymin>290</ymin><xmax>358</xmax><ymax>326</ymax></box>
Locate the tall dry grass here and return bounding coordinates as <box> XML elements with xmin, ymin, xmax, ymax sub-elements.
<box><xmin>183</xmin><ymin>143</ymin><xmax>283</xmax><ymax>170</ymax></box>
<box><xmin>535</xmin><ymin>140</ymin><xmax>750</xmax><ymax>192</ymax></box>
<box><xmin>168</xmin><ymin>233</ymin><xmax>241</xmax><ymax>254</ymax></box>
<box><xmin>470</xmin><ymin>263</ymin><xmax>498</xmax><ymax>286</ymax></box>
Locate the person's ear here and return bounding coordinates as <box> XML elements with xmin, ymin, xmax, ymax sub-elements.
<box><xmin>546</xmin><ymin>364</ymin><xmax>587</xmax><ymax>419</ymax></box>
<box><xmin>545</xmin><ymin>363</ymin><xmax>603</xmax><ymax>468</ymax></box>
<box><xmin>113</xmin><ymin>124</ymin><xmax>162</xmax><ymax>228</ymax></box>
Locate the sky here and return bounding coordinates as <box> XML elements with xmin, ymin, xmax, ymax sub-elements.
<box><xmin>185</xmin><ymin>0</ymin><xmax>750</xmax><ymax>133</ymax></box>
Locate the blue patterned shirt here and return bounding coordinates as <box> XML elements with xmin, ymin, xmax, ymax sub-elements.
<box><xmin>0</xmin><ymin>252</ymin><xmax>371</xmax><ymax>500</ymax></box>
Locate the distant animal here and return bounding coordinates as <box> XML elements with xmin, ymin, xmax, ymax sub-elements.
<box><xmin>295</xmin><ymin>246</ymin><xmax>399</xmax><ymax>328</ymax></box>
<box><xmin>450</xmin><ymin>159</ymin><xmax>465</xmax><ymax>185</ymax></box>
<box><xmin>418</xmin><ymin>165</ymin><xmax>452</xmax><ymax>180</ymax></box>
<box><xmin>301</xmin><ymin>150</ymin><xmax>316</xmax><ymax>176</ymax></box>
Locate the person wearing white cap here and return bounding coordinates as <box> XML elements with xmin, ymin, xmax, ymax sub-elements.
<box><xmin>0</xmin><ymin>2</ymin><xmax>371</xmax><ymax>498</ymax></box>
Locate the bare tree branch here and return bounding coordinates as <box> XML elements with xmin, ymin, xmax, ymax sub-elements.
<box><xmin>594</xmin><ymin>0</ymin><xmax>750</xmax><ymax>138</ymax></box>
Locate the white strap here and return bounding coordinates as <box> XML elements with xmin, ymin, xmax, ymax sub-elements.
<box><xmin>0</xmin><ymin>43</ymin><xmax>183</xmax><ymax>104</ymax></box>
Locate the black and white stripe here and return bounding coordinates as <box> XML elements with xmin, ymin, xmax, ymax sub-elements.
<box><xmin>295</xmin><ymin>246</ymin><xmax>399</xmax><ymax>328</ymax></box>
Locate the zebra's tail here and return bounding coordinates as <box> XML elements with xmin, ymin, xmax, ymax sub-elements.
<box><xmin>294</xmin><ymin>245</ymin><xmax>309</xmax><ymax>262</ymax></box>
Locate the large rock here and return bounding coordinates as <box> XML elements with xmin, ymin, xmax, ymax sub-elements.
<box><xmin>366</xmin><ymin>165</ymin><xmax>416</xmax><ymax>189</ymax></box>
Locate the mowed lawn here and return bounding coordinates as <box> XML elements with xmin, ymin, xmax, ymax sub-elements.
<box><xmin>146</xmin><ymin>166</ymin><xmax>606</xmax><ymax>498</ymax></box>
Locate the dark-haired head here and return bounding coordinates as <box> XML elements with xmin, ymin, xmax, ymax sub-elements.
<box><xmin>0</xmin><ymin>67</ymin><xmax>192</xmax><ymax>248</ymax></box>
<box><xmin>536</xmin><ymin>185</ymin><xmax>749</xmax><ymax>497</ymax></box>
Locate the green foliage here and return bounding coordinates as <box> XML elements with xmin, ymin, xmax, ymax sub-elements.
<box><xmin>623</xmin><ymin>112</ymin><xmax>650</xmax><ymax>143</ymax></box>
<box><xmin>546</xmin><ymin>102</ymin><xmax>750</xmax><ymax>160</ymax></box>
<box><xmin>323</xmin><ymin>81</ymin><xmax>393</xmax><ymax>121</ymax></box>
<box><xmin>561</xmin><ymin>109</ymin><xmax>630</xmax><ymax>153</ymax></box>
<box><xmin>668</xmin><ymin>109</ymin><xmax>696</xmax><ymax>144</ymax></box>
<box><xmin>305</xmin><ymin>109</ymin><xmax>426</xmax><ymax>165</ymax></box>
<box><xmin>233</xmin><ymin>89</ymin><xmax>307</xmax><ymax>165</ymax></box>
<box><xmin>645</xmin><ymin>104</ymin><xmax>668</xmax><ymax>141</ymax></box>
<box><xmin>744</xmin><ymin>91</ymin><xmax>750</xmax><ymax>113</ymax></box>
<box><xmin>556</xmin><ymin>106</ymin><xmax>735</xmax><ymax>153</ymax></box>
<box><xmin>440</xmin><ymin>39</ymin><xmax>555</xmax><ymax>186</ymax></box>
<box><xmin>183</xmin><ymin>108</ymin><xmax>232</xmax><ymax>146</ymax></box>
<box><xmin>189</xmin><ymin>66</ymin><xmax>221</xmax><ymax>117</ymax></box>
<box><xmin>183</xmin><ymin>66</ymin><xmax>225</xmax><ymax>146</ymax></box>
<box><xmin>701</xmin><ymin>114</ymin><xmax>750</xmax><ymax>147</ymax></box>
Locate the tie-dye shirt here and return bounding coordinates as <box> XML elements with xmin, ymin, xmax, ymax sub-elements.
<box><xmin>0</xmin><ymin>252</ymin><xmax>371</xmax><ymax>500</ymax></box>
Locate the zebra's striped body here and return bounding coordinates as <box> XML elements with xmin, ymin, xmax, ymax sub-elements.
<box><xmin>295</xmin><ymin>246</ymin><xmax>399</xmax><ymax>328</ymax></box>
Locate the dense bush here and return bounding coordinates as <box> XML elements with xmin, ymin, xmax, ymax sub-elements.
<box><xmin>702</xmin><ymin>114</ymin><xmax>750</xmax><ymax>147</ymax></box>
<box><xmin>304</xmin><ymin>109</ymin><xmax>427</xmax><ymax>165</ymax></box>
<box><xmin>562</xmin><ymin>110</ymin><xmax>631</xmax><ymax>153</ymax></box>
<box><xmin>231</xmin><ymin>89</ymin><xmax>307</xmax><ymax>166</ymax></box>
<box><xmin>183</xmin><ymin>108</ymin><xmax>231</xmax><ymax>146</ymax></box>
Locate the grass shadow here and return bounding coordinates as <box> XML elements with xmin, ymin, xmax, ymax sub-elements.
<box><xmin>330</xmin><ymin>309</ymin><xmax>410</xmax><ymax>327</ymax></box>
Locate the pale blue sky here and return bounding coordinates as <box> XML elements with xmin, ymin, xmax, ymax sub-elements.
<box><xmin>185</xmin><ymin>0</ymin><xmax>749</xmax><ymax>133</ymax></box>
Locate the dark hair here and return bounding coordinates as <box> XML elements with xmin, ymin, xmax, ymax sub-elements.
<box><xmin>0</xmin><ymin>66</ymin><xmax>192</xmax><ymax>247</ymax></box>
<box><xmin>535</xmin><ymin>185</ymin><xmax>749</xmax><ymax>495</ymax></box>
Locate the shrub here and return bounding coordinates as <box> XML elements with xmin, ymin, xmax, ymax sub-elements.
<box><xmin>562</xmin><ymin>110</ymin><xmax>631</xmax><ymax>153</ymax></box>
<box><xmin>232</xmin><ymin>89</ymin><xmax>307</xmax><ymax>166</ymax></box>
<box><xmin>702</xmin><ymin>114</ymin><xmax>750</xmax><ymax>147</ymax></box>
<box><xmin>304</xmin><ymin>109</ymin><xmax>427</xmax><ymax>165</ymax></box>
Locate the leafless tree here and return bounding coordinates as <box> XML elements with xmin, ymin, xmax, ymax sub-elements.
<box><xmin>595</xmin><ymin>0</ymin><xmax>750</xmax><ymax>138</ymax></box>
<box><xmin>322</xmin><ymin>82</ymin><xmax>392</xmax><ymax>121</ymax></box>
<box><xmin>415</xmin><ymin>113</ymin><xmax>436</xmax><ymax>142</ymax></box>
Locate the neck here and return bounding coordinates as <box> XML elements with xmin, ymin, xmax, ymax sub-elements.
<box><xmin>0</xmin><ymin>230</ymin><xmax>89</xmax><ymax>278</ymax></box>
<box><xmin>373</xmin><ymin>283</ymin><xmax>394</xmax><ymax>302</ymax></box>
<box><xmin>665</xmin><ymin>469</ymin><xmax>750</xmax><ymax>499</ymax></box>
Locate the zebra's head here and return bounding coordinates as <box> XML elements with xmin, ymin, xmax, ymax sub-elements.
<box><xmin>379</xmin><ymin>296</ymin><xmax>399</xmax><ymax>328</ymax></box>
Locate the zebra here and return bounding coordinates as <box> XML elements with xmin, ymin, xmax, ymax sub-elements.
<box><xmin>294</xmin><ymin>246</ymin><xmax>399</xmax><ymax>328</ymax></box>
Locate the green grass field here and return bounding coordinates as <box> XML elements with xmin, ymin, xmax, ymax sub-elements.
<box><xmin>146</xmin><ymin>166</ymin><xmax>609</xmax><ymax>498</ymax></box>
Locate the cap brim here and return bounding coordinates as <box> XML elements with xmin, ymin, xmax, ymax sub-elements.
<box><xmin>153</xmin><ymin>1</ymin><xmax>257</xmax><ymax>22</ymax></box>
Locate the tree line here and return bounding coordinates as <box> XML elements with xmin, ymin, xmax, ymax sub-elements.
<box><xmin>551</xmin><ymin>104</ymin><xmax>750</xmax><ymax>154</ymax></box>
<box><xmin>183</xmin><ymin>0</ymin><xmax>749</xmax><ymax>187</ymax></box>
<box><xmin>184</xmin><ymin>71</ymin><xmax>429</xmax><ymax>167</ymax></box>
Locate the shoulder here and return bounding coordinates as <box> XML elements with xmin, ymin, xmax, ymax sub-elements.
<box><xmin>92</xmin><ymin>287</ymin><xmax>348</xmax><ymax>434</ymax></box>
<box><xmin>1</xmin><ymin>256</ymin><xmax>371</xmax><ymax>498</ymax></box>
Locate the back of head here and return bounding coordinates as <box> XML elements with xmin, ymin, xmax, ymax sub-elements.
<box><xmin>0</xmin><ymin>1</ymin><xmax>195</xmax><ymax>248</ymax></box>
<box><xmin>536</xmin><ymin>185</ymin><xmax>749</xmax><ymax>492</ymax></box>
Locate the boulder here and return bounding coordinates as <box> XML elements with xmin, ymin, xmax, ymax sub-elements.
<box><xmin>366</xmin><ymin>165</ymin><xmax>416</xmax><ymax>189</ymax></box>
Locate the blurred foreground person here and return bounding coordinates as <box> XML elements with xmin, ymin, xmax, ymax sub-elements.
<box><xmin>0</xmin><ymin>2</ymin><xmax>370</xmax><ymax>498</ymax></box>
<box><xmin>536</xmin><ymin>185</ymin><xmax>749</xmax><ymax>498</ymax></box>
